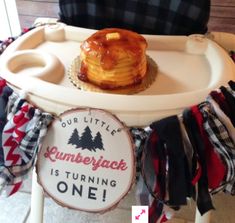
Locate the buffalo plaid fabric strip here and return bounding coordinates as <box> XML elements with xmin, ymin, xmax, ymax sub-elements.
<box><xmin>18</xmin><ymin>111</ymin><xmax>53</xmax><ymax>165</ymax></box>
<box><xmin>130</xmin><ymin>127</ymin><xmax>150</xmax><ymax>181</ymax></box>
<box><xmin>0</xmin><ymin>86</ymin><xmax>13</xmax><ymax>166</ymax></box>
<box><xmin>139</xmin><ymin>128</ymin><xmax>177</xmax><ymax>223</ymax></box>
<box><xmin>59</xmin><ymin>0</ymin><xmax>210</xmax><ymax>35</ymax></box>
<box><xmin>0</xmin><ymin>88</ymin><xmax>53</xmax><ymax>197</ymax></box>
<box><xmin>227</xmin><ymin>82</ymin><xmax>235</xmax><ymax>99</ymax></box>
<box><xmin>199</xmin><ymin>102</ymin><xmax>235</xmax><ymax>195</ymax></box>
<box><xmin>1</xmin><ymin>101</ymin><xmax>34</xmax><ymax>196</ymax></box>
<box><xmin>207</xmin><ymin>95</ymin><xmax>235</xmax><ymax>145</ymax></box>
<box><xmin>3</xmin><ymin>102</ymin><xmax>32</xmax><ymax>165</ymax></box>
<box><xmin>130</xmin><ymin>127</ymin><xmax>171</xmax><ymax>222</ymax></box>
<box><xmin>1</xmin><ymin>111</ymin><xmax>53</xmax><ymax>196</ymax></box>
<box><xmin>6</xmin><ymin>92</ymin><xmax>24</xmax><ymax>118</ymax></box>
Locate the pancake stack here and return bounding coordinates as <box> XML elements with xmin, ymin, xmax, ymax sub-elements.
<box><xmin>79</xmin><ymin>28</ymin><xmax>148</xmax><ymax>90</ymax></box>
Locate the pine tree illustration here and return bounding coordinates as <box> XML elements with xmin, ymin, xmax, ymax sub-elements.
<box><xmin>79</xmin><ymin>126</ymin><xmax>95</xmax><ymax>151</ymax></box>
<box><xmin>93</xmin><ymin>132</ymin><xmax>104</xmax><ymax>150</ymax></box>
<box><xmin>68</xmin><ymin>128</ymin><xmax>80</xmax><ymax>148</ymax></box>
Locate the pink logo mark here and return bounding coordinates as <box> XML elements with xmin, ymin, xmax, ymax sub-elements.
<box><xmin>132</xmin><ymin>206</ymin><xmax>148</xmax><ymax>223</ymax></box>
<box><xmin>135</xmin><ymin>209</ymin><xmax>146</xmax><ymax>220</ymax></box>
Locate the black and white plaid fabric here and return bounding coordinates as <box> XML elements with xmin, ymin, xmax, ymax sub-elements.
<box><xmin>199</xmin><ymin>102</ymin><xmax>235</xmax><ymax>195</ymax></box>
<box><xmin>0</xmin><ymin>90</ymin><xmax>53</xmax><ymax>196</ymax></box>
<box><xmin>206</xmin><ymin>94</ymin><xmax>235</xmax><ymax>146</ymax></box>
<box><xmin>59</xmin><ymin>0</ymin><xmax>210</xmax><ymax>35</ymax></box>
<box><xmin>227</xmin><ymin>84</ymin><xmax>235</xmax><ymax>98</ymax></box>
<box><xmin>18</xmin><ymin>109</ymin><xmax>53</xmax><ymax>156</ymax></box>
<box><xmin>1</xmin><ymin>111</ymin><xmax>53</xmax><ymax>191</ymax></box>
<box><xmin>0</xmin><ymin>167</ymin><xmax>14</xmax><ymax>192</ymax></box>
<box><xmin>130</xmin><ymin>127</ymin><xmax>150</xmax><ymax>181</ymax></box>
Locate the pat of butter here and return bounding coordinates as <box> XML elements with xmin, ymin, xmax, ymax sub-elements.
<box><xmin>106</xmin><ymin>32</ymin><xmax>120</xmax><ymax>40</ymax></box>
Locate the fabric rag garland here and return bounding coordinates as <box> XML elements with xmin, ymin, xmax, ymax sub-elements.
<box><xmin>1</xmin><ymin>76</ymin><xmax>235</xmax><ymax>223</ymax></box>
<box><xmin>0</xmin><ymin>80</ymin><xmax>53</xmax><ymax>196</ymax></box>
<box><xmin>130</xmin><ymin>80</ymin><xmax>235</xmax><ymax>223</ymax></box>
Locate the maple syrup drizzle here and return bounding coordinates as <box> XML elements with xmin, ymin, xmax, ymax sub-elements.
<box><xmin>80</xmin><ymin>28</ymin><xmax>147</xmax><ymax>71</ymax></box>
<box><xmin>78</xmin><ymin>28</ymin><xmax>147</xmax><ymax>89</ymax></box>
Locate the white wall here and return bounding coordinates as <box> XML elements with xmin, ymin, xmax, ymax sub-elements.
<box><xmin>0</xmin><ymin>0</ymin><xmax>21</xmax><ymax>39</ymax></box>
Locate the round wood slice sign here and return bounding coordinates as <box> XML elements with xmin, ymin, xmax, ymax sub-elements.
<box><xmin>37</xmin><ymin>108</ymin><xmax>135</xmax><ymax>212</ymax></box>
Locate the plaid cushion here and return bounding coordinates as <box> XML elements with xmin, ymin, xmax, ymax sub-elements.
<box><xmin>59</xmin><ymin>0</ymin><xmax>210</xmax><ymax>35</ymax></box>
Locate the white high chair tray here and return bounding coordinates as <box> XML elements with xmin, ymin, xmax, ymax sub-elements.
<box><xmin>0</xmin><ymin>23</ymin><xmax>234</xmax><ymax>126</ymax></box>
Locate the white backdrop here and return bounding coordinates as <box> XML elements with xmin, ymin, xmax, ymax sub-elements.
<box><xmin>0</xmin><ymin>0</ymin><xmax>21</xmax><ymax>39</ymax></box>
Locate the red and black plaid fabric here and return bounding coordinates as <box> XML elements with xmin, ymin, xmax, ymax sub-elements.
<box><xmin>0</xmin><ymin>83</ymin><xmax>53</xmax><ymax>197</ymax></box>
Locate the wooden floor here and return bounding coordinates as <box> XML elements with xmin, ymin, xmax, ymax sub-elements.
<box><xmin>15</xmin><ymin>0</ymin><xmax>235</xmax><ymax>33</ymax></box>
